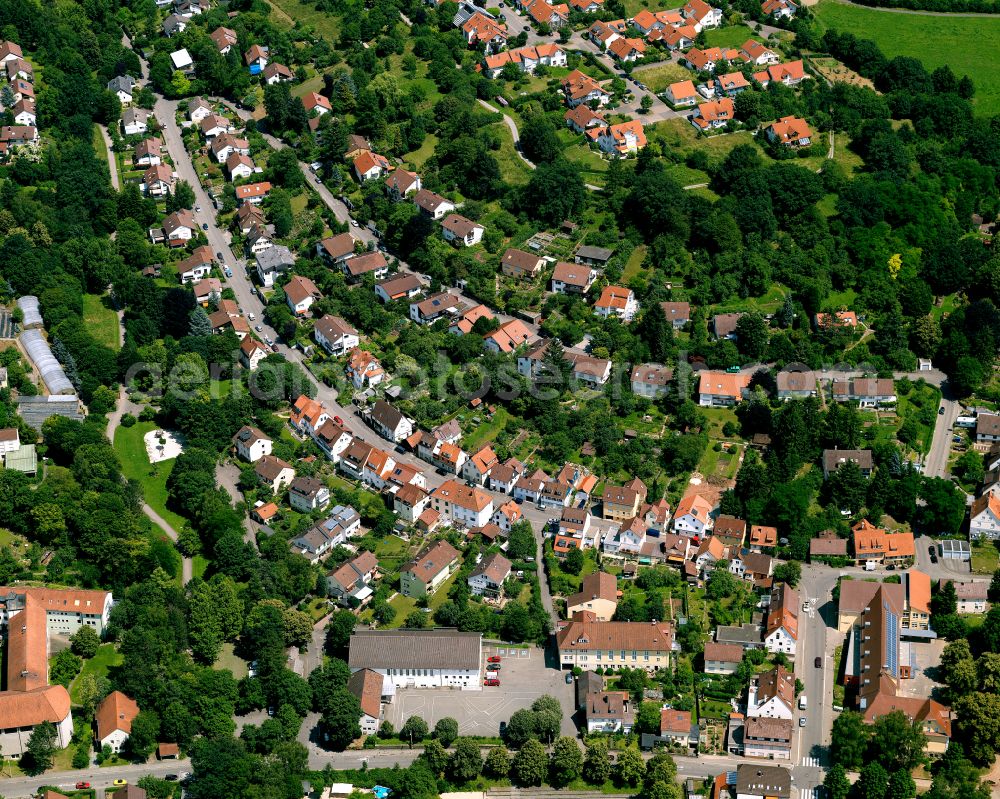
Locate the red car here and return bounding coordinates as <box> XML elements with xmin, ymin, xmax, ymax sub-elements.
<box><xmin>333</xmin><ymin>415</ymin><xmax>344</xmax><ymax>426</ymax></box>
<box><xmin>488</xmin><ymin>656</ymin><xmax>501</xmax><ymax>663</ymax></box>
<box><xmin>76</xmin><ymin>783</ymin><xmax>91</xmax><ymax>790</ymax></box>
<box><xmin>484</xmin><ymin>678</ymin><xmax>500</xmax><ymax>686</ymax></box>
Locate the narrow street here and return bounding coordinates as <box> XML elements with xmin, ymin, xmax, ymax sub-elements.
<box><xmin>100</xmin><ymin>125</ymin><xmax>120</xmax><ymax>190</ymax></box>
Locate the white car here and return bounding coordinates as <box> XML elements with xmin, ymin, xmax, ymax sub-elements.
<box><xmin>248</xmin><ymin>312</ymin><xmax>255</xmax><ymax>321</ymax></box>
<box><xmin>350</xmin><ymin>219</ymin><xmax>360</xmax><ymax>227</ymax></box>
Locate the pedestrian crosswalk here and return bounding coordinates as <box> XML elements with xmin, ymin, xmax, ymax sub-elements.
<box><xmin>794</xmin><ymin>786</ymin><xmax>823</xmax><ymax>799</ymax></box>
<box><xmin>800</xmin><ymin>756</ymin><xmax>821</xmax><ymax>768</ymax></box>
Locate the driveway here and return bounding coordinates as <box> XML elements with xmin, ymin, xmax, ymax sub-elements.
<box><xmin>384</xmin><ymin>645</ymin><xmax>576</xmax><ymax>738</ymax></box>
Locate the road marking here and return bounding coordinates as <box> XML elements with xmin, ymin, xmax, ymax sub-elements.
<box><xmin>800</xmin><ymin>757</ymin><xmax>821</xmax><ymax>767</ymax></box>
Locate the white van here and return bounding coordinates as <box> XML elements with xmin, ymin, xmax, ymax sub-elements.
<box><xmin>799</xmin><ymin>695</ymin><xmax>808</xmax><ymax>710</ymax></box>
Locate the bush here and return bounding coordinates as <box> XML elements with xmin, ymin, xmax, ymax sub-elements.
<box><xmin>120</xmin><ymin>413</ymin><xmax>137</xmax><ymax>428</ymax></box>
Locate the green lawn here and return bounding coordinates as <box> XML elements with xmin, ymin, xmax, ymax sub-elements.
<box><xmin>971</xmin><ymin>540</ymin><xmax>1000</xmax><ymax>575</ymax></box>
<box><xmin>403</xmin><ymin>133</ymin><xmax>439</xmax><ymax>170</ymax></box>
<box><xmin>70</xmin><ymin>643</ymin><xmax>123</xmax><ymax>703</ymax></box>
<box><xmin>631</xmin><ymin>62</ymin><xmax>692</xmax><ymax>93</ymax></box>
<box><xmin>702</xmin><ymin>24</ymin><xmax>764</xmax><ymax>49</ymax></box>
<box><xmin>83</xmin><ymin>294</ymin><xmax>120</xmax><ymax>351</ymax></box>
<box><xmin>814</xmin><ymin>0</ymin><xmax>1000</xmax><ymax>115</ymax></box>
<box><xmin>92</xmin><ymin>126</ymin><xmax>109</xmax><ymax>169</ymax></box>
<box><xmin>215</xmin><ymin>642</ymin><xmax>249</xmax><ymax>679</ymax></box>
<box><xmin>113</xmin><ymin>421</ymin><xmax>188</xmax><ymax>532</ymax></box>
<box><xmin>461</xmin><ymin>408</ymin><xmax>511</xmax><ymax>452</ymax></box>
<box><xmin>622</xmin><ymin>245</ymin><xmax>647</xmax><ymax>282</ymax></box>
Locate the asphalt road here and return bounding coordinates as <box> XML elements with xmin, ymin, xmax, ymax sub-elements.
<box><xmin>0</xmin><ymin>761</ymin><xmax>191</xmax><ymax>799</ymax></box>
<box><xmin>924</xmin><ymin>393</ymin><xmax>960</xmax><ymax>479</ymax></box>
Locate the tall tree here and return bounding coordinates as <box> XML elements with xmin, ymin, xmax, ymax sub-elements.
<box><xmin>549</xmin><ymin>736</ymin><xmax>583</xmax><ymax>787</ymax></box>
<box><xmin>512</xmin><ymin>739</ymin><xmax>548</xmax><ymax>786</ymax></box>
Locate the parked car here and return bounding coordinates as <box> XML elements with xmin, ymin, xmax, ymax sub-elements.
<box><xmin>165</xmin><ymin>775</ymin><xmax>179</xmax><ymax>782</ymax></box>
<box><xmin>224</xmin><ymin>266</ymin><xmax>233</xmax><ymax>277</ymax></box>
<box><xmin>202</xmin><ymin>223</ymin><xmax>209</xmax><ymax>230</ymax></box>
<box><xmin>76</xmin><ymin>783</ymin><xmax>91</xmax><ymax>789</ymax></box>
<box><xmin>939</xmin><ymin>406</ymin><xmax>945</xmax><ymax>414</ymax></box>
<box><xmin>333</xmin><ymin>415</ymin><xmax>345</xmax><ymax>426</ymax></box>
<box><xmin>488</xmin><ymin>655</ymin><xmax>501</xmax><ymax>663</ymax></box>
<box><xmin>216</xmin><ymin>251</ymin><xmax>224</xmax><ymax>260</ymax></box>
<box><xmin>815</xmin><ymin>656</ymin><xmax>822</xmax><ymax>668</ymax></box>
<box><xmin>799</xmin><ymin>717</ymin><xmax>807</xmax><ymax>727</ymax></box>
<box><xmin>565</xmin><ymin>673</ymin><xmax>573</xmax><ymax>684</ymax></box>
<box><xmin>248</xmin><ymin>312</ymin><xmax>255</xmax><ymax>321</ymax></box>
<box><xmin>484</xmin><ymin>678</ymin><xmax>500</xmax><ymax>686</ymax></box>
<box><xmin>113</xmin><ymin>780</ymin><xmax>128</xmax><ymax>787</ymax></box>
<box><xmin>488</xmin><ymin>664</ymin><xmax>501</xmax><ymax>671</ymax></box>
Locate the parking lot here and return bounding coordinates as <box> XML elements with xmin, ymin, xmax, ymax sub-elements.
<box><xmin>384</xmin><ymin>645</ymin><xmax>577</xmax><ymax>738</ymax></box>
<box><xmin>899</xmin><ymin>638</ymin><xmax>946</xmax><ymax>701</ymax></box>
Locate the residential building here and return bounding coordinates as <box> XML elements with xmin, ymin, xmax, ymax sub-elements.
<box><xmin>852</xmin><ymin>520</ymin><xmax>915</xmax><ymax>566</ymax></box>
<box><xmin>661</xmin><ymin>301</ymin><xmax>691</xmax><ymax>329</ymax></box>
<box><xmin>263</xmin><ymin>63</ymin><xmax>293</xmax><ymax>84</ymax></box>
<box><xmin>400</xmin><ymin>540</ymin><xmax>460</xmax><ymax>597</ymax></box>
<box><xmin>393</xmin><ymin>484</ymin><xmax>429</xmax><ymax>523</ymax></box>
<box><xmin>585</xmin><ymin>690</ymin><xmax>634</xmax><ymax>733</ymax></box>
<box><xmin>631</xmin><ymin>363</ymin><xmax>673</xmax><ymax>398</ymax></box>
<box><xmin>353</xmin><ymin>150</ymin><xmax>392</xmax><ymax>182</ymax></box>
<box><xmin>302</xmin><ymin>91</ymin><xmax>332</xmax><ymax>116</ymax></box>
<box><xmin>429</xmin><ymin>479</ymin><xmax>494</xmax><ymax>528</ymax></box>
<box><xmin>551</xmin><ymin>261</ymin><xmax>597</xmax><ymax>294</ymax></box>
<box><xmin>748</xmin><ymin>525</ymin><xmax>777</xmax><ymax>553</ymax></box>
<box><xmin>681</xmin><ymin>0</ymin><xmax>723</xmax><ymax>30</ymax></box>
<box><xmin>556</xmin><ymin>613</ymin><xmax>674</xmax><ymax>671</ymax></box>
<box><xmin>348</xmin><ymin>628</ymin><xmax>483</xmax><ymax>691</ymax></box>
<box><xmin>761</xmin><ymin>0</ymin><xmax>797</xmax><ymax>17</ymax></box>
<box><xmin>484</xmin><ymin>319</ymin><xmax>533</xmax><ymax>354</ymax></box>
<box><xmin>601</xmin><ymin>477</ymin><xmax>647</xmax><ymax>521</ymax></box>
<box><xmin>491</xmin><ymin>498</ymin><xmax>523</xmax><ymax>532</ymax></box>
<box><xmin>501</xmin><ymin>248</ymin><xmax>545</xmax><ymax>279</ymax></box>
<box><xmin>739</xmin><ymin>39</ymin><xmax>779</xmax><ymax>66</ymax></box>
<box><xmin>256</xmin><ymin>245</ymin><xmax>296</xmax><ymax>288</ymax></box>
<box><xmin>589</xmin><ymin>119</ymin><xmax>647</xmax><ymax>155</ymax></box>
<box><xmin>673</xmin><ymin>493</ymin><xmax>714</xmax><ymax>536</ymax></box>
<box><xmin>346</xmin><ymin>349</ymin><xmax>385</xmax><ymax>389</ymax></box>
<box><xmin>468</xmin><ymin>552</ymin><xmax>512</xmax><ymax>597</ymax></box>
<box><xmin>713</xmin><ymin>312</ymin><xmax>744</xmax><ymax>339</ymax></box>
<box><xmin>368</xmin><ymin>400</ymin><xmax>413</xmax><ymax>443</ymax></box>
<box><xmin>682</xmin><ymin>46</ymin><xmax>737</xmax><ymax>73</ymax></box>
<box><xmin>348</xmin><ymin>668</ymin><xmax>384</xmax><ymax>734</ymax></box>
<box><xmin>665</xmin><ymin>79</ymin><xmax>699</xmax><ymax>107</ymax></box>
<box><xmin>691</xmin><ymin>97</ymin><xmax>735</xmax><ymax>131</ymax></box>
<box><xmin>561</xmin><ymin>69</ymin><xmax>611</xmax><ymax>107</ymax></box>
<box><xmin>133</xmin><ymin>138</ymin><xmax>162</xmax><ymax>167</ymax></box>
<box><xmin>314</xmin><ymin>419</ymin><xmax>353</xmax><ymax>463</ymax></box>
<box><xmin>753</xmin><ymin>60</ymin><xmax>807</xmax><ymax>87</ymax></box>
<box><xmin>972</xmin><ymin>493</ymin><xmax>1000</xmax><ymax>540</ymax></box>
<box><xmin>747</xmin><ymin>665</ymin><xmax>795</xmax><ymax>719</ymax></box>
<box><xmin>290</xmin><ymin>394</ymin><xmax>330</xmax><ymax>437</ymax></box>
<box><xmin>232</xmin><ymin>425</ymin><xmax>272</xmax><ymax>462</ymax></box>
<box><xmin>566</xmin><ymin>572</ymin><xmax>618</xmax><ymax>620</ymax></box>
<box><xmin>836</xmin><ymin>579</ymin><xmax>906</xmax><ymax>632</ymax></box>
<box><xmin>316</xmin><ymin>233</ymin><xmax>357</xmax><ymax>266</ymax></box>
<box><xmin>238</xmin><ymin>337</ymin><xmax>269</xmax><ymax>371</ymax></box>
<box><xmin>284</xmin><ymin>275</ymin><xmax>322</xmax><ymax>315</ymax></box>
<box><xmin>716</xmin><ymin>71</ymin><xmax>750</xmax><ymax>96</ymax></box>
<box><xmin>831</xmin><ymin>378</ymin><xmax>897</xmax><ymax>407</ymax></box>
<box><xmin>903</xmin><ymin>569</ymin><xmax>932</xmax><ymax>634</ymax></box>
<box><xmin>809</xmin><ymin>531</ymin><xmax>848</xmax><ymax>563</ymax></box>
<box><xmin>385</xmin><ymin>168</ymin><xmax>422</xmax><ymax>199</ymax></box>
<box><xmin>766</xmin><ymin>116</ymin><xmax>812</xmax><ymax>147</ymax></box>
<box><xmin>176</xmin><ymin>246</ymin><xmax>213</xmax><ymax>283</ymax></box>
<box><xmin>714</xmin><ymin>516</ymin><xmax>746</xmax><ymax>549</ymax></box>
<box><xmin>704</xmin><ymin>641</ymin><xmax>743</xmax><ymax>675</ymax></box>
<box><xmin>108</xmin><ymin>74</ymin><xmax>135</xmax><ymax>105</ymax></box>
<box><xmin>142</xmin><ymin>164</ymin><xmax>173</xmax><ymax>198</ymax></box>
<box><xmin>764</xmin><ymin>583</ymin><xmax>798</xmax><ymax>655</ymax></box>
<box><xmin>698</xmin><ymin>371</ymin><xmax>750</xmax><ymax>407</ymax></box>
<box><xmin>235</xmin><ymin>181</ymin><xmax>272</xmax><ymax>205</ymax></box>
<box><xmin>607</xmin><ymin>36</ymin><xmax>646</xmax><ymax>62</ymax></box>
<box><xmin>254</xmin><ymin>455</ymin><xmax>294</xmax><ymax>493</ymax></box>
<box><xmin>565</xmin><ymin>104</ymin><xmax>607</xmax><ymax>134</ymax></box>
<box><xmin>376</xmin><ymin>272</ymin><xmax>423</xmax><ymax>303</ymax></box>
<box><xmin>776</xmin><ymin>370</ymin><xmax>817</xmax><ymax>399</ymax></box>
<box><xmin>414</xmin><ymin>189</ymin><xmax>456</xmax><ymax>220</ymax></box>
<box><xmin>94</xmin><ymin>691</ymin><xmax>139</xmax><ymax>753</ymax></box>
<box><xmin>226</xmin><ymin>152</ymin><xmax>255</xmax><ymax>180</ymax></box>
<box><xmin>483</xmin><ymin>43</ymin><xmax>566</xmax><ymax>77</ymax></box>
<box><xmin>659</xmin><ymin>709</ymin><xmax>695</xmax><ymax>747</ymax></box>
<box><xmin>314</xmin><ymin>315</ymin><xmax>360</xmax><ymax>357</ymax></box>
<box><xmin>948</xmin><ymin>580</ymin><xmax>989</xmax><ymax>614</ymax></box>
<box><xmin>289</xmin><ymin>476</ymin><xmax>331</xmax><ymax>513</ymax></box>
<box><xmin>463</xmin><ymin>445</ymin><xmax>499</xmax><ymax>485</ymax></box>
<box><xmin>742</xmin><ymin>716</ymin><xmax>793</xmax><ymax>760</ymax></box>
<box><xmin>442</xmin><ymin>214</ymin><xmax>485</xmax><ymax>247</ymax></box>
<box><xmin>822</xmin><ymin>448</ymin><xmax>873</xmax><ymax>479</ymax></box>
<box><xmin>410</xmin><ymin>291</ymin><xmax>464</xmax><ymax>324</ymax></box>
<box><xmin>860</xmin><ymin>693</ymin><xmax>952</xmax><ymax>755</ymax></box>
<box><xmin>594</xmin><ymin>285</ymin><xmax>639</xmax><ymax>321</ymax></box>
<box><xmin>695</xmin><ymin>536</ymin><xmax>725</xmax><ymax>572</ymax></box>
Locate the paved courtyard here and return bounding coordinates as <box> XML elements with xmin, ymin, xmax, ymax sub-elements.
<box><xmin>899</xmin><ymin>637</ymin><xmax>946</xmax><ymax>701</ymax></box>
<box><xmin>384</xmin><ymin>645</ymin><xmax>577</xmax><ymax>738</ymax></box>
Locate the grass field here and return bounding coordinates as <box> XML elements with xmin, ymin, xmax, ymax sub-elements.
<box><xmin>971</xmin><ymin>540</ymin><xmax>999</xmax><ymax>574</ymax></box>
<box><xmin>622</xmin><ymin>245</ymin><xmax>647</xmax><ymax>282</ymax></box>
<box><xmin>631</xmin><ymin>62</ymin><xmax>692</xmax><ymax>93</ymax></box>
<box><xmin>490</xmin><ymin>123</ymin><xmax>533</xmax><ymax>185</ymax></box>
<box><xmin>113</xmin><ymin>421</ymin><xmax>188</xmax><ymax>532</ymax></box>
<box><xmin>82</xmin><ymin>294</ymin><xmax>120</xmax><ymax>351</ymax></box>
<box><xmin>702</xmin><ymin>24</ymin><xmax>764</xmax><ymax>49</ymax></box>
<box><xmin>215</xmin><ymin>642</ymin><xmax>249</xmax><ymax>678</ymax></box>
<box><xmin>814</xmin><ymin>0</ymin><xmax>1000</xmax><ymax>115</ymax></box>
<box><xmin>70</xmin><ymin>643</ymin><xmax>123</xmax><ymax>703</ymax></box>
<box><xmin>403</xmin><ymin>133</ymin><xmax>439</xmax><ymax>170</ymax></box>
<box><xmin>268</xmin><ymin>0</ymin><xmax>340</xmax><ymax>41</ymax></box>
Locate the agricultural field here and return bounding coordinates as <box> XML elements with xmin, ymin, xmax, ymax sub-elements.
<box><xmin>813</xmin><ymin>0</ymin><xmax>1000</xmax><ymax>115</ymax></box>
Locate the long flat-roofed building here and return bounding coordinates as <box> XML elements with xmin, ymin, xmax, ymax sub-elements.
<box><xmin>348</xmin><ymin>628</ymin><xmax>483</xmax><ymax>692</ymax></box>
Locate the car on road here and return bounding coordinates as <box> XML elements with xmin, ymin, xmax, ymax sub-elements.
<box><xmin>488</xmin><ymin>655</ymin><xmax>501</xmax><ymax>663</ymax></box>
<box><xmin>202</xmin><ymin>223</ymin><xmax>208</xmax><ymax>230</ymax></box>
<box><xmin>255</xmin><ymin>325</ymin><xmax>263</xmax><ymax>332</ymax></box>
<box><xmin>351</xmin><ymin>219</ymin><xmax>360</xmax><ymax>227</ymax></box>
<box><xmin>799</xmin><ymin>717</ymin><xmax>807</xmax><ymax>727</ymax></box>
<box><xmin>484</xmin><ymin>678</ymin><xmax>500</xmax><ymax>686</ymax></box>
<box><xmin>224</xmin><ymin>266</ymin><xmax>233</xmax><ymax>277</ymax></box>
<box><xmin>565</xmin><ymin>672</ymin><xmax>573</xmax><ymax>684</ymax></box>
<box><xmin>217</xmin><ymin>251</ymin><xmax>224</xmax><ymax>260</ymax></box>
<box><xmin>113</xmin><ymin>780</ymin><xmax>128</xmax><ymax>787</ymax></box>
<box><xmin>815</xmin><ymin>656</ymin><xmax>822</xmax><ymax>668</ymax></box>
<box><xmin>939</xmin><ymin>406</ymin><xmax>945</xmax><ymax>414</ymax></box>
<box><xmin>165</xmin><ymin>775</ymin><xmax>179</xmax><ymax>782</ymax></box>
<box><xmin>248</xmin><ymin>312</ymin><xmax>255</xmax><ymax>321</ymax></box>
<box><xmin>76</xmin><ymin>783</ymin><xmax>91</xmax><ymax>789</ymax></box>
<box><xmin>334</xmin><ymin>415</ymin><xmax>344</xmax><ymax>426</ymax></box>
<box><xmin>195</xmin><ymin>205</ymin><xmax>201</xmax><ymax>212</ymax></box>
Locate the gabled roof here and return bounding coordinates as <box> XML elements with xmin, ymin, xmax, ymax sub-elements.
<box><xmin>95</xmin><ymin>691</ymin><xmax>140</xmax><ymax>741</ymax></box>
<box><xmin>347</xmin><ymin>668</ymin><xmax>383</xmax><ymax>719</ymax></box>
<box><xmin>285</xmin><ymin>275</ymin><xmax>321</xmax><ymax>305</ymax></box>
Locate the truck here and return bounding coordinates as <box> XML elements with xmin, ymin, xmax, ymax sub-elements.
<box><xmin>799</xmin><ymin>695</ymin><xmax>807</xmax><ymax>710</ymax></box>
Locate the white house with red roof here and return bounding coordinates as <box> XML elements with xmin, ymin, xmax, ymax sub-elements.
<box><xmin>284</xmin><ymin>275</ymin><xmax>322</xmax><ymax>315</ymax></box>
<box><xmin>442</xmin><ymin>214</ymin><xmax>485</xmax><ymax>246</ymax></box>
<box><xmin>235</xmin><ymin>181</ymin><xmax>272</xmax><ymax>205</ymax></box>
<box><xmin>354</xmin><ymin>151</ymin><xmax>392</xmax><ymax>182</ymax></box>
<box><xmin>302</xmin><ymin>92</ymin><xmax>332</xmax><ymax>116</ymax></box>
<box><xmin>691</xmin><ymin>98</ymin><xmax>734</xmax><ymax>131</ymax></box>
<box><xmin>590</xmin><ymin>119</ymin><xmax>646</xmax><ymax>155</ymax></box>
<box><xmin>665</xmin><ymin>80</ymin><xmax>699</xmax><ymax>107</ymax></box>
<box><xmin>765</xmin><ymin>116</ymin><xmax>812</xmax><ymax>147</ymax></box>
<box><xmin>761</xmin><ymin>0</ymin><xmax>797</xmax><ymax>17</ymax></box>
<box><xmin>594</xmin><ymin>286</ymin><xmax>639</xmax><ymax>322</ymax></box>
<box><xmin>753</xmin><ymin>60</ymin><xmax>807</xmax><ymax>87</ymax></box>
<box><xmin>681</xmin><ymin>0</ymin><xmax>722</xmax><ymax>30</ymax></box>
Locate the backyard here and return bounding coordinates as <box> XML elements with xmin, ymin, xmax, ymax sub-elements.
<box><xmin>69</xmin><ymin>643</ymin><xmax>123</xmax><ymax>704</ymax></box>
<box><xmin>813</xmin><ymin>0</ymin><xmax>1000</xmax><ymax>115</ymax></box>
